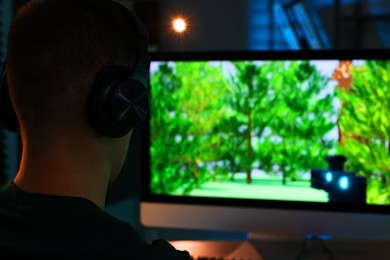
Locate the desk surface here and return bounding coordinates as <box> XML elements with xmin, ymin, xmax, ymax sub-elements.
<box><xmin>253</xmin><ymin>237</ymin><xmax>390</xmax><ymax>260</ymax></box>
<box><xmin>171</xmin><ymin>238</ymin><xmax>390</xmax><ymax>260</ymax></box>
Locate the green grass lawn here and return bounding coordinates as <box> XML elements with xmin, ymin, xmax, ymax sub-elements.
<box><xmin>172</xmin><ymin>174</ymin><xmax>329</xmax><ymax>202</ymax></box>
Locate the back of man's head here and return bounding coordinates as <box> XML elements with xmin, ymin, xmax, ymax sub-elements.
<box><xmin>6</xmin><ymin>0</ymin><xmax>137</xmax><ymax>137</ymax></box>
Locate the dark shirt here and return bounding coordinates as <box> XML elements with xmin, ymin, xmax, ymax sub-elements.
<box><xmin>0</xmin><ymin>182</ymin><xmax>190</xmax><ymax>259</ymax></box>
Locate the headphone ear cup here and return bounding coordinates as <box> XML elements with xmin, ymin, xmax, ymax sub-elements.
<box><xmin>0</xmin><ymin>63</ymin><xmax>19</xmax><ymax>132</ymax></box>
<box><xmin>87</xmin><ymin>65</ymin><xmax>150</xmax><ymax>138</ymax></box>
<box><xmin>110</xmin><ymin>78</ymin><xmax>150</xmax><ymax>128</ymax></box>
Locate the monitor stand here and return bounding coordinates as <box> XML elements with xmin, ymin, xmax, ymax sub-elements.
<box><xmin>296</xmin><ymin>235</ymin><xmax>334</xmax><ymax>260</ymax></box>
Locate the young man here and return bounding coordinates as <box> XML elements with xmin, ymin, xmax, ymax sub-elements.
<box><xmin>0</xmin><ymin>0</ymin><xmax>189</xmax><ymax>258</ymax></box>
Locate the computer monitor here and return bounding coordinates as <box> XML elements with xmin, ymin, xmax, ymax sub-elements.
<box><xmin>140</xmin><ymin>50</ymin><xmax>390</xmax><ymax>240</ymax></box>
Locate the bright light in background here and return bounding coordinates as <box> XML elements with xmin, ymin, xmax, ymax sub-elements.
<box><xmin>172</xmin><ymin>17</ymin><xmax>187</xmax><ymax>33</ymax></box>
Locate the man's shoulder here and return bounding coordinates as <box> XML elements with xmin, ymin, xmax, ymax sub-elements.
<box><xmin>0</xmin><ymin>183</ymin><xmax>190</xmax><ymax>259</ymax></box>
<box><xmin>94</xmin><ymin>214</ymin><xmax>190</xmax><ymax>259</ymax></box>
<box><xmin>86</xmin><ymin>220</ymin><xmax>190</xmax><ymax>259</ymax></box>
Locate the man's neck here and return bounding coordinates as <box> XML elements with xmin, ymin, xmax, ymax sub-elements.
<box><xmin>14</xmin><ymin>137</ymin><xmax>111</xmax><ymax>209</ymax></box>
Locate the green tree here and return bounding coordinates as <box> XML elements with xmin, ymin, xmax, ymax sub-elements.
<box><xmin>267</xmin><ymin>61</ymin><xmax>337</xmax><ymax>184</ymax></box>
<box><xmin>337</xmin><ymin>60</ymin><xmax>390</xmax><ymax>205</ymax></box>
<box><xmin>150</xmin><ymin>61</ymin><xmax>230</xmax><ymax>194</ymax></box>
<box><xmin>223</xmin><ymin>61</ymin><xmax>276</xmax><ymax>184</ymax></box>
<box><xmin>150</xmin><ymin>63</ymin><xmax>183</xmax><ymax>194</ymax></box>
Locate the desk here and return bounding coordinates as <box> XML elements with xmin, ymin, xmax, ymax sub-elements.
<box><xmin>253</xmin><ymin>237</ymin><xmax>390</xmax><ymax>260</ymax></box>
<box><xmin>171</xmin><ymin>237</ymin><xmax>390</xmax><ymax>259</ymax></box>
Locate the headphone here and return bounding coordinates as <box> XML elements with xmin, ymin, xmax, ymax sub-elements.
<box><xmin>0</xmin><ymin>1</ymin><xmax>150</xmax><ymax>138</ymax></box>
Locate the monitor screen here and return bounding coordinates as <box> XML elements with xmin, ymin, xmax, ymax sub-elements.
<box><xmin>141</xmin><ymin>50</ymin><xmax>390</xmax><ymax>240</ymax></box>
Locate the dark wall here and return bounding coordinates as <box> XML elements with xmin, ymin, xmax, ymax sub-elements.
<box><xmin>12</xmin><ymin>0</ymin><xmax>26</xmax><ymax>13</ymax></box>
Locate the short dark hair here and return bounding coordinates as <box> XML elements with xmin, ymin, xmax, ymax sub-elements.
<box><xmin>6</xmin><ymin>0</ymin><xmax>137</xmax><ymax>133</ymax></box>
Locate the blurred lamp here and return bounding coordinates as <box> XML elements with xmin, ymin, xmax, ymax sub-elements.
<box><xmin>172</xmin><ymin>18</ymin><xmax>186</xmax><ymax>33</ymax></box>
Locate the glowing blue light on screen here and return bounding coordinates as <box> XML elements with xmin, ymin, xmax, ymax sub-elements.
<box><xmin>325</xmin><ymin>171</ymin><xmax>333</xmax><ymax>183</ymax></box>
<box><xmin>338</xmin><ymin>176</ymin><xmax>349</xmax><ymax>190</ymax></box>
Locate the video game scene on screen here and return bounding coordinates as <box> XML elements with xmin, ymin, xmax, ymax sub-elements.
<box><xmin>149</xmin><ymin>58</ymin><xmax>390</xmax><ymax>207</ymax></box>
